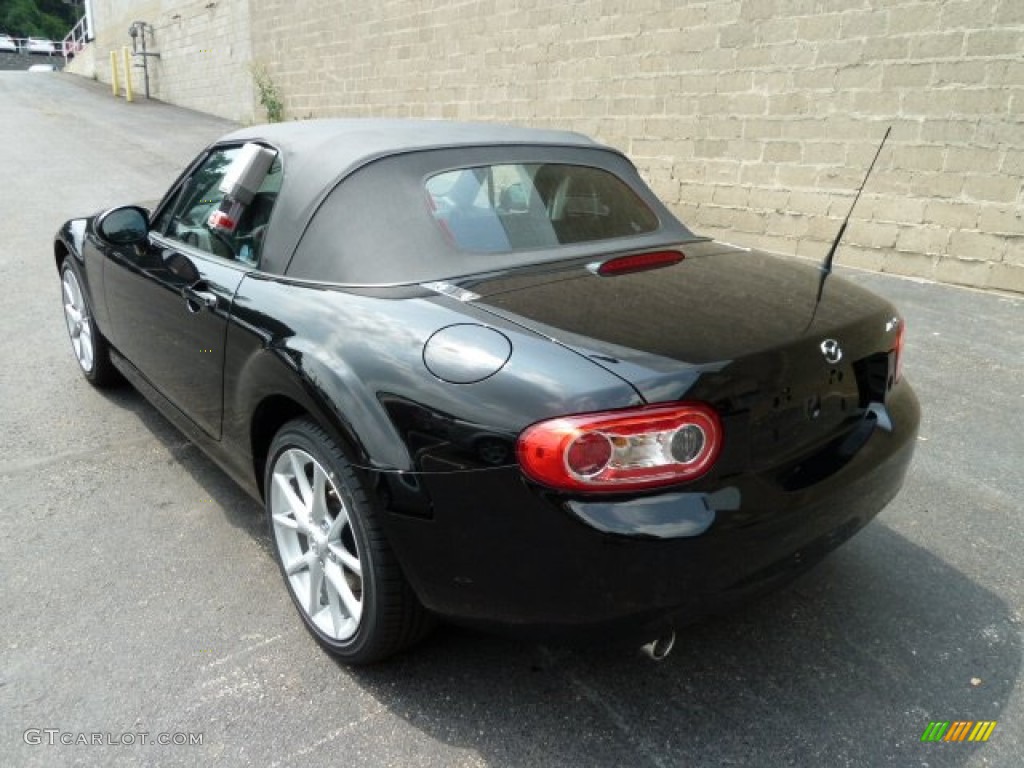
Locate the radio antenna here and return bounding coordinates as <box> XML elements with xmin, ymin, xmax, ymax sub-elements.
<box><xmin>821</xmin><ymin>125</ymin><xmax>892</xmax><ymax>276</ymax></box>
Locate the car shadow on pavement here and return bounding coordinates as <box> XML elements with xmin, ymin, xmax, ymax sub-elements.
<box><xmin>96</xmin><ymin>386</ymin><xmax>1019</xmax><ymax>767</ymax></box>
<box><xmin>345</xmin><ymin>525</ymin><xmax>1019</xmax><ymax>767</ymax></box>
<box><xmin>95</xmin><ymin>384</ymin><xmax>269</xmax><ymax>548</ymax></box>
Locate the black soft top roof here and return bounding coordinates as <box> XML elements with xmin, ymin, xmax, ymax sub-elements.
<box><xmin>223</xmin><ymin>118</ymin><xmax>601</xmax><ymax>167</ymax></box>
<box><xmin>216</xmin><ymin>119</ymin><xmax>693</xmax><ymax>282</ymax></box>
<box><xmin>220</xmin><ymin>119</ymin><xmax>607</xmax><ymax>272</ymax></box>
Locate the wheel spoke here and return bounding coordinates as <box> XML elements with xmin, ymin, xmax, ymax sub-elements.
<box><xmin>271</xmin><ymin>511</ymin><xmax>301</xmax><ymax>532</ymax></box>
<box><xmin>326</xmin><ymin>561</ymin><xmax>361</xmax><ymax>621</ymax></box>
<box><xmin>289</xmin><ymin>451</ymin><xmax>313</xmax><ymax>509</ymax></box>
<box><xmin>310</xmin><ymin>464</ymin><xmax>328</xmax><ymax>525</ymax></box>
<box><xmin>326</xmin><ymin>505</ymin><xmax>350</xmax><ymax>539</ymax></box>
<box><xmin>273</xmin><ymin>473</ymin><xmax>309</xmax><ymax>531</ymax></box>
<box><xmin>79</xmin><ymin>322</ymin><xmax>93</xmax><ymax>369</ymax></box>
<box><xmin>329</xmin><ymin>542</ymin><xmax>361</xmax><ymax>576</ymax></box>
<box><xmin>307</xmin><ymin>558</ymin><xmax>324</xmax><ymax>615</ymax></box>
<box><xmin>325</xmin><ymin>577</ymin><xmax>344</xmax><ymax>636</ymax></box>
<box><xmin>285</xmin><ymin>550</ymin><xmax>316</xmax><ymax>576</ymax></box>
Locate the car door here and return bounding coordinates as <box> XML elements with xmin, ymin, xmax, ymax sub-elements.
<box><xmin>103</xmin><ymin>145</ymin><xmax>277</xmax><ymax>439</ymax></box>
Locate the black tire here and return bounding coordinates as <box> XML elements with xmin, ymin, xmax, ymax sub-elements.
<box><xmin>265</xmin><ymin>418</ymin><xmax>433</xmax><ymax>663</ymax></box>
<box><xmin>60</xmin><ymin>257</ymin><xmax>120</xmax><ymax>387</ymax></box>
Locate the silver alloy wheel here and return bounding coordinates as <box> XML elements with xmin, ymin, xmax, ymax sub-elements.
<box><xmin>62</xmin><ymin>267</ymin><xmax>94</xmax><ymax>373</ymax></box>
<box><xmin>270</xmin><ymin>447</ymin><xmax>364</xmax><ymax>641</ymax></box>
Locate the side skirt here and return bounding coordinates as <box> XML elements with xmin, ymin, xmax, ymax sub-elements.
<box><xmin>109</xmin><ymin>348</ymin><xmax>263</xmax><ymax>502</ymax></box>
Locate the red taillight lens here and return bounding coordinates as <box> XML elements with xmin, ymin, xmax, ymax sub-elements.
<box><xmin>596</xmin><ymin>251</ymin><xmax>684</xmax><ymax>276</ymax></box>
<box><xmin>517</xmin><ymin>403</ymin><xmax>722</xmax><ymax>492</ymax></box>
<box><xmin>565</xmin><ymin>432</ymin><xmax>613</xmax><ymax>476</ymax></box>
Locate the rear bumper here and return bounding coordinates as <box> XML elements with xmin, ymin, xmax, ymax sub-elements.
<box><xmin>377</xmin><ymin>382</ymin><xmax>920</xmax><ymax>639</ymax></box>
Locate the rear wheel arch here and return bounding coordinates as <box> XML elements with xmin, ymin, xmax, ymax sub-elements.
<box><xmin>249</xmin><ymin>392</ymin><xmax>367</xmax><ymax>501</ymax></box>
<box><xmin>251</xmin><ymin>394</ymin><xmax>311</xmax><ymax>499</ymax></box>
<box><xmin>235</xmin><ymin>339</ymin><xmax>414</xmax><ymax>497</ymax></box>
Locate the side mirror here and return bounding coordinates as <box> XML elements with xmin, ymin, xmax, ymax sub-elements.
<box><xmin>96</xmin><ymin>206</ymin><xmax>150</xmax><ymax>246</ymax></box>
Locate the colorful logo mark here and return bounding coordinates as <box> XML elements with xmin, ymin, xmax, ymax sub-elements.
<box><xmin>921</xmin><ymin>721</ymin><xmax>997</xmax><ymax>743</ymax></box>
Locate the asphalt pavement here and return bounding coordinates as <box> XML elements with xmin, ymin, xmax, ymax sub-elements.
<box><xmin>1</xmin><ymin>71</ymin><xmax>1021</xmax><ymax>768</ymax></box>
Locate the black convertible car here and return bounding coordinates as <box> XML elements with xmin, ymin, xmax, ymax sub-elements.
<box><xmin>55</xmin><ymin>120</ymin><xmax>919</xmax><ymax>663</ymax></box>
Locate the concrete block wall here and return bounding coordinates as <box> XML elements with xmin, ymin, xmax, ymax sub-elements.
<box><xmin>87</xmin><ymin>0</ymin><xmax>255</xmax><ymax>123</ymax></box>
<box><xmin>64</xmin><ymin>43</ymin><xmax>96</xmax><ymax>79</ymax></box>
<box><xmin>247</xmin><ymin>0</ymin><xmax>1023</xmax><ymax>292</ymax></box>
<box><xmin>79</xmin><ymin>0</ymin><xmax>1023</xmax><ymax>292</ymax></box>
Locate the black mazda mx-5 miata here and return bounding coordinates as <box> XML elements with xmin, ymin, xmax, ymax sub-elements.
<box><xmin>54</xmin><ymin>119</ymin><xmax>919</xmax><ymax>663</ymax></box>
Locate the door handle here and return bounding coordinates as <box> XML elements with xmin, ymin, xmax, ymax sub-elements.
<box><xmin>182</xmin><ymin>283</ymin><xmax>217</xmax><ymax>313</ymax></box>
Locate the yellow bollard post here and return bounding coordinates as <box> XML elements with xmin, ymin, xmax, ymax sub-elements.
<box><xmin>110</xmin><ymin>50</ymin><xmax>119</xmax><ymax>97</ymax></box>
<box><xmin>122</xmin><ymin>47</ymin><xmax>133</xmax><ymax>102</ymax></box>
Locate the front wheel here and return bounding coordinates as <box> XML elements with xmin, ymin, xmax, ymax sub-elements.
<box><xmin>265</xmin><ymin>419</ymin><xmax>432</xmax><ymax>663</ymax></box>
<box><xmin>60</xmin><ymin>257</ymin><xmax>119</xmax><ymax>387</ymax></box>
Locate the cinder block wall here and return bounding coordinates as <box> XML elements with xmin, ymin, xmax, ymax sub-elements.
<box><xmin>88</xmin><ymin>0</ymin><xmax>255</xmax><ymax>123</ymax></box>
<box><xmin>248</xmin><ymin>0</ymin><xmax>1022</xmax><ymax>292</ymax></box>
<box><xmin>84</xmin><ymin>0</ymin><xmax>1024</xmax><ymax>292</ymax></box>
<box><xmin>64</xmin><ymin>43</ymin><xmax>96</xmax><ymax>79</ymax></box>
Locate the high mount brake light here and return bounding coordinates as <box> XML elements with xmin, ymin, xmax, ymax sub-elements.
<box><xmin>516</xmin><ymin>403</ymin><xmax>722</xmax><ymax>492</ymax></box>
<box><xmin>596</xmin><ymin>251</ymin><xmax>684</xmax><ymax>276</ymax></box>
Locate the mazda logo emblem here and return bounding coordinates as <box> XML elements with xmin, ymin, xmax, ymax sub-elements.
<box><xmin>820</xmin><ymin>338</ymin><xmax>842</xmax><ymax>364</ymax></box>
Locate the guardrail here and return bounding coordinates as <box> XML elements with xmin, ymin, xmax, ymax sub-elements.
<box><xmin>62</xmin><ymin>16</ymin><xmax>90</xmax><ymax>61</ymax></box>
<box><xmin>0</xmin><ymin>15</ymin><xmax>90</xmax><ymax>61</ymax></box>
<box><xmin>1</xmin><ymin>36</ymin><xmax>59</xmax><ymax>56</ymax></box>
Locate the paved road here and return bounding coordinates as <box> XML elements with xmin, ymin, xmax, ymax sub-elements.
<box><xmin>1</xmin><ymin>72</ymin><xmax>1021</xmax><ymax>768</ymax></box>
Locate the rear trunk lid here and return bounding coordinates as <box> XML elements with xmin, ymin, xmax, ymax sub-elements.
<box><xmin>464</xmin><ymin>241</ymin><xmax>903</xmax><ymax>474</ymax></box>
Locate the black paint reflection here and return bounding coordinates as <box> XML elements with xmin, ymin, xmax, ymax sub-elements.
<box><xmin>378</xmin><ymin>392</ymin><xmax>516</xmax><ymax>471</ymax></box>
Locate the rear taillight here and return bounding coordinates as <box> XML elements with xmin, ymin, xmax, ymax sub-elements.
<box><xmin>894</xmin><ymin>318</ymin><xmax>906</xmax><ymax>382</ymax></box>
<box><xmin>517</xmin><ymin>403</ymin><xmax>722</xmax><ymax>492</ymax></box>
<box><xmin>596</xmin><ymin>251</ymin><xmax>684</xmax><ymax>276</ymax></box>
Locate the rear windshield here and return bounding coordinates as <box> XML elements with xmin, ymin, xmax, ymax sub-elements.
<box><xmin>425</xmin><ymin>163</ymin><xmax>659</xmax><ymax>253</ymax></box>
<box><xmin>288</xmin><ymin>145</ymin><xmax>694</xmax><ymax>286</ymax></box>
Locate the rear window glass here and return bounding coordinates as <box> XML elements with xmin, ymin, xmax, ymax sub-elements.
<box><xmin>425</xmin><ymin>163</ymin><xmax>659</xmax><ymax>253</ymax></box>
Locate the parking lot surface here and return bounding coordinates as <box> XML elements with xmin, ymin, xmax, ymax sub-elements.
<box><xmin>1</xmin><ymin>72</ymin><xmax>1022</xmax><ymax>767</ymax></box>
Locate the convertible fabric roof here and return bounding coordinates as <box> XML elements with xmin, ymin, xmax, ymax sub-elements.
<box><xmin>223</xmin><ymin>118</ymin><xmax>600</xmax><ymax>169</ymax></box>
<box><xmin>218</xmin><ymin>119</ymin><xmax>607</xmax><ymax>272</ymax></box>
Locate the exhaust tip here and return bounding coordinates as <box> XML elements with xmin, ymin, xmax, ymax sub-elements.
<box><xmin>640</xmin><ymin>630</ymin><xmax>676</xmax><ymax>662</ymax></box>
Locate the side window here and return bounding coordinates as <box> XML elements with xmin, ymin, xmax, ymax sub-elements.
<box><xmin>164</xmin><ymin>147</ymin><xmax>280</xmax><ymax>265</ymax></box>
<box><xmin>165</xmin><ymin>147</ymin><xmax>241</xmax><ymax>259</ymax></box>
<box><xmin>152</xmin><ymin>185</ymin><xmax>186</xmax><ymax>236</ymax></box>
